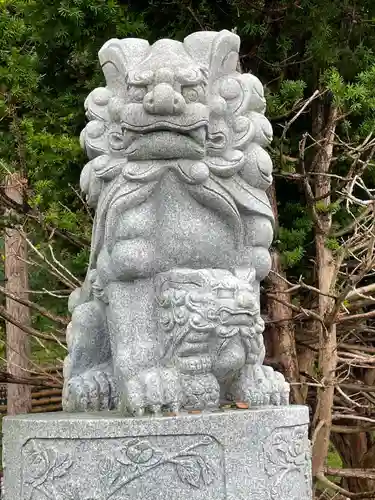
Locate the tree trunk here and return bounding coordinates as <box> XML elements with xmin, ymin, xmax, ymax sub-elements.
<box><xmin>311</xmin><ymin>104</ymin><xmax>338</xmax><ymax>479</ymax></box>
<box><xmin>5</xmin><ymin>172</ymin><xmax>32</xmax><ymax>415</ymax></box>
<box><xmin>332</xmin><ymin>432</ymin><xmax>375</xmax><ymax>493</ymax></box>
<box><xmin>332</xmin><ymin>367</ymin><xmax>375</xmax><ymax>493</ymax></box>
<box><xmin>266</xmin><ymin>183</ymin><xmax>304</xmax><ymax>404</ymax></box>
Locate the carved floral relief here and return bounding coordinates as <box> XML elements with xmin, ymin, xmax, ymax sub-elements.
<box><xmin>22</xmin><ymin>435</ymin><xmax>224</xmax><ymax>500</ymax></box>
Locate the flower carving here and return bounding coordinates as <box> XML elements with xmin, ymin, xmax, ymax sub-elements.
<box><xmin>24</xmin><ymin>448</ymin><xmax>51</xmax><ymax>484</ymax></box>
<box><xmin>263</xmin><ymin>426</ymin><xmax>312</xmax><ymax>500</ymax></box>
<box><xmin>22</xmin><ymin>436</ymin><xmax>219</xmax><ymax>500</ymax></box>
<box><xmin>101</xmin><ymin>435</ymin><xmax>217</xmax><ymax>498</ymax></box>
<box><xmin>23</xmin><ymin>442</ymin><xmax>72</xmax><ymax>499</ymax></box>
<box><xmin>116</xmin><ymin>439</ymin><xmax>163</xmax><ymax>466</ymax></box>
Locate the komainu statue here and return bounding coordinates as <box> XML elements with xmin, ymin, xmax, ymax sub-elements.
<box><xmin>63</xmin><ymin>30</ymin><xmax>290</xmax><ymax>415</ymax></box>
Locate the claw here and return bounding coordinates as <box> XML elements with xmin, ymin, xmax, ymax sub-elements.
<box><xmin>280</xmin><ymin>393</ymin><xmax>290</xmax><ymax>405</ymax></box>
<box><xmin>122</xmin><ymin>367</ymin><xmax>182</xmax><ymax>416</ymax></box>
<box><xmin>229</xmin><ymin>363</ymin><xmax>290</xmax><ymax>407</ymax></box>
<box><xmin>150</xmin><ymin>404</ymin><xmax>162</xmax><ymax>415</ymax></box>
<box><xmin>263</xmin><ymin>393</ymin><xmax>270</xmax><ymax>405</ymax></box>
<box><xmin>134</xmin><ymin>407</ymin><xmax>145</xmax><ymax>417</ymax></box>
<box><xmin>63</xmin><ymin>366</ymin><xmax>116</xmax><ymax>412</ymax></box>
<box><xmin>270</xmin><ymin>392</ymin><xmax>281</xmax><ymax>406</ymax></box>
<box><xmin>94</xmin><ymin>372</ymin><xmax>110</xmax><ymax>410</ymax></box>
<box><xmin>169</xmin><ymin>402</ymin><xmax>180</xmax><ymax>414</ymax></box>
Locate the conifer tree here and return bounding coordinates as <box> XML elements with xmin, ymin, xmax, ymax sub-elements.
<box><xmin>1</xmin><ymin>0</ymin><xmax>375</xmax><ymax>495</ymax></box>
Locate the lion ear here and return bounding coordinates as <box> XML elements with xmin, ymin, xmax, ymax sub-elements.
<box><xmin>183</xmin><ymin>31</ymin><xmax>218</xmax><ymax>69</ymax></box>
<box><xmin>184</xmin><ymin>30</ymin><xmax>240</xmax><ymax>81</ymax></box>
<box><xmin>209</xmin><ymin>30</ymin><xmax>240</xmax><ymax>79</ymax></box>
<box><xmin>98</xmin><ymin>38</ymin><xmax>150</xmax><ymax>89</ymax></box>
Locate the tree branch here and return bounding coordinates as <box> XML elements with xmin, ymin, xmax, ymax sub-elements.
<box><xmin>0</xmin><ymin>305</ymin><xmax>66</xmax><ymax>343</ymax></box>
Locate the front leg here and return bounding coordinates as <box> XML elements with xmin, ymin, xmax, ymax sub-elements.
<box><xmin>230</xmin><ymin>364</ymin><xmax>290</xmax><ymax>406</ymax></box>
<box><xmin>106</xmin><ymin>280</ymin><xmax>182</xmax><ymax>415</ymax></box>
<box><xmin>63</xmin><ymin>297</ymin><xmax>117</xmax><ymax>411</ymax></box>
<box><xmin>227</xmin><ymin>315</ymin><xmax>290</xmax><ymax>406</ymax></box>
<box><xmin>125</xmin><ymin>366</ymin><xmax>182</xmax><ymax>415</ymax></box>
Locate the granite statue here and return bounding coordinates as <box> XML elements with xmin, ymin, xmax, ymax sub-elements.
<box><xmin>2</xmin><ymin>30</ymin><xmax>311</xmax><ymax>500</ymax></box>
<box><xmin>62</xmin><ymin>29</ymin><xmax>290</xmax><ymax>416</ymax></box>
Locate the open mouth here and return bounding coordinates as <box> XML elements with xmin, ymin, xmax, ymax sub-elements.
<box><xmin>108</xmin><ymin>123</ymin><xmax>208</xmax><ymax>155</ymax></box>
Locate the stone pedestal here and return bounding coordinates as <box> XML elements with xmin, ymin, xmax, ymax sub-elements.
<box><xmin>3</xmin><ymin>406</ymin><xmax>312</xmax><ymax>500</ymax></box>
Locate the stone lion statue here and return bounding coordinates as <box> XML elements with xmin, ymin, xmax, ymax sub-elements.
<box><xmin>63</xmin><ymin>30</ymin><xmax>289</xmax><ymax>415</ymax></box>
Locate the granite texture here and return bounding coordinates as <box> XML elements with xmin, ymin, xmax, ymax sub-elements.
<box><xmin>62</xmin><ymin>29</ymin><xmax>290</xmax><ymax>415</ymax></box>
<box><xmin>3</xmin><ymin>406</ymin><xmax>312</xmax><ymax>500</ymax></box>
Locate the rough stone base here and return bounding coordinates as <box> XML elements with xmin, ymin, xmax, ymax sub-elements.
<box><xmin>3</xmin><ymin>406</ymin><xmax>312</xmax><ymax>500</ymax></box>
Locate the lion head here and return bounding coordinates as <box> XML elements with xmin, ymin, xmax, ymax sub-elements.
<box><xmin>80</xmin><ymin>30</ymin><xmax>273</xmax><ymax>204</ymax></box>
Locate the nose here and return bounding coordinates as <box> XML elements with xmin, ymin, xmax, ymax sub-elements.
<box><xmin>143</xmin><ymin>83</ymin><xmax>186</xmax><ymax>115</ymax></box>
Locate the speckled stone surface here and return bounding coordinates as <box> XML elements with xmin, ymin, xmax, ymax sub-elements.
<box><xmin>63</xmin><ymin>29</ymin><xmax>290</xmax><ymax>416</ymax></box>
<box><xmin>3</xmin><ymin>406</ymin><xmax>312</xmax><ymax>500</ymax></box>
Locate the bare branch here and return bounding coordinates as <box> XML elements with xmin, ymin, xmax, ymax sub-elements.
<box><xmin>0</xmin><ymin>284</ymin><xmax>69</xmax><ymax>326</ymax></box>
<box><xmin>0</xmin><ymin>305</ymin><xmax>66</xmax><ymax>343</ymax></box>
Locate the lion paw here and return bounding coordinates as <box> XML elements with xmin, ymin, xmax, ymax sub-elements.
<box><xmin>120</xmin><ymin>367</ymin><xmax>182</xmax><ymax>416</ymax></box>
<box><xmin>63</xmin><ymin>364</ymin><xmax>117</xmax><ymax>412</ymax></box>
<box><xmin>230</xmin><ymin>364</ymin><xmax>290</xmax><ymax>406</ymax></box>
<box><xmin>262</xmin><ymin>365</ymin><xmax>290</xmax><ymax>405</ymax></box>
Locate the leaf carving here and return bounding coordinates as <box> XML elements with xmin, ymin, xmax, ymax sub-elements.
<box><xmin>200</xmin><ymin>458</ymin><xmax>216</xmax><ymax>485</ymax></box>
<box><xmin>176</xmin><ymin>458</ymin><xmax>202</xmax><ymax>488</ymax></box>
<box><xmin>98</xmin><ymin>456</ymin><xmax>116</xmax><ymax>475</ymax></box>
<box><xmin>61</xmin><ymin>485</ymin><xmax>80</xmax><ymax>500</ymax></box>
<box><xmin>52</xmin><ymin>452</ymin><xmax>72</xmax><ymax>478</ymax></box>
<box><xmin>23</xmin><ymin>436</ymin><xmax>219</xmax><ymax>498</ymax></box>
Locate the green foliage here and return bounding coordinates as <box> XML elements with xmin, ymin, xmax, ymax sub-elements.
<box><xmin>277</xmin><ymin>224</ymin><xmax>311</xmax><ymax>269</ymax></box>
<box><xmin>267</xmin><ymin>80</ymin><xmax>306</xmax><ymax>120</ymax></box>
<box><xmin>280</xmin><ymin>247</ymin><xmax>306</xmax><ymax>269</ymax></box>
<box><xmin>1</xmin><ymin>0</ymin><xmax>375</xmax><ymax>483</ymax></box>
<box><xmin>275</xmin><ymin>201</ymin><xmax>313</xmax><ymax>270</ymax></box>
<box><xmin>323</xmin><ymin>66</ymin><xmax>375</xmax><ymax>118</ymax></box>
<box><xmin>0</xmin><ymin>0</ymin><xmax>147</xmax><ymax>218</ymax></box>
<box><xmin>0</xmin><ymin>1</ymin><xmax>149</xmax><ymax>361</ymax></box>
<box><xmin>315</xmin><ymin>201</ymin><xmax>341</xmax><ymax>214</ymax></box>
<box><xmin>325</xmin><ymin>238</ymin><xmax>341</xmax><ymax>252</ymax></box>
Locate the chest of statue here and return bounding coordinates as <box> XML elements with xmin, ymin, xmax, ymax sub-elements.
<box><xmin>105</xmin><ymin>171</ymin><xmax>237</xmax><ymax>277</ymax></box>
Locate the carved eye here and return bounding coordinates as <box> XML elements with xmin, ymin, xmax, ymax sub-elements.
<box><xmin>182</xmin><ymin>85</ymin><xmax>205</xmax><ymax>103</ymax></box>
<box><xmin>216</xmin><ymin>289</ymin><xmax>234</xmax><ymax>299</ymax></box>
<box><xmin>219</xmin><ymin>78</ymin><xmax>241</xmax><ymax>100</ymax></box>
<box><xmin>127</xmin><ymin>85</ymin><xmax>147</xmax><ymax>103</ymax></box>
<box><xmin>220</xmin><ymin>310</ymin><xmax>230</xmax><ymax>323</ymax></box>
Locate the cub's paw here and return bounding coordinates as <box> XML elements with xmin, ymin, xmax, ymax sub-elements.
<box><xmin>63</xmin><ymin>365</ymin><xmax>117</xmax><ymax>412</ymax></box>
